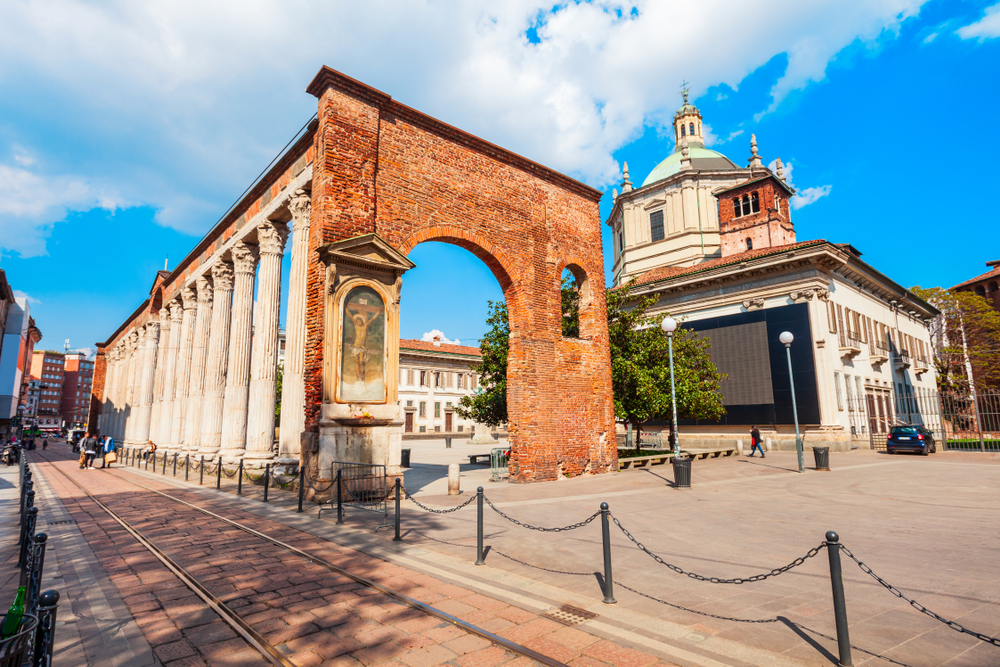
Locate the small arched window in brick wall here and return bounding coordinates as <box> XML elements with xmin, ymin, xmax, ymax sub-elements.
<box><xmin>746</xmin><ymin>238</ymin><xmax>753</xmax><ymax>250</ymax></box>
<box><xmin>560</xmin><ymin>264</ymin><xmax>593</xmax><ymax>339</ymax></box>
<box><xmin>751</xmin><ymin>191</ymin><xmax>760</xmax><ymax>213</ymax></box>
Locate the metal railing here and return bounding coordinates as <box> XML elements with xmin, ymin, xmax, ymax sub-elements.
<box><xmin>318</xmin><ymin>462</ymin><xmax>389</xmax><ymax>527</ymax></box>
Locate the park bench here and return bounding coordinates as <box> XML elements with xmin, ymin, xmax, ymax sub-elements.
<box><xmin>468</xmin><ymin>454</ymin><xmax>492</xmax><ymax>465</ymax></box>
<box><xmin>617</xmin><ymin>447</ymin><xmax>737</xmax><ymax>470</ymax></box>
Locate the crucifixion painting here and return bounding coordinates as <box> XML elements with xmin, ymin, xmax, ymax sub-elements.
<box><xmin>339</xmin><ymin>285</ymin><xmax>386</xmax><ymax>402</ymax></box>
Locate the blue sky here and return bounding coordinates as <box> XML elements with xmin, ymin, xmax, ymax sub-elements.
<box><xmin>1</xmin><ymin>0</ymin><xmax>998</xmax><ymax>352</ymax></box>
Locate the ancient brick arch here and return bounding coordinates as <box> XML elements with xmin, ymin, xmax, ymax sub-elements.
<box><xmin>304</xmin><ymin>67</ymin><xmax>617</xmax><ymax>482</ymax></box>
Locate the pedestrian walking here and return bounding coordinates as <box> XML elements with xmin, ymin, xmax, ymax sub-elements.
<box><xmin>100</xmin><ymin>437</ymin><xmax>117</xmax><ymax>468</ymax></box>
<box><xmin>42</xmin><ymin>438</ymin><xmax>47</xmax><ymax>450</ymax></box>
<box><xmin>749</xmin><ymin>425</ymin><xmax>765</xmax><ymax>458</ymax></box>
<box><xmin>83</xmin><ymin>434</ymin><xmax>98</xmax><ymax>469</ymax></box>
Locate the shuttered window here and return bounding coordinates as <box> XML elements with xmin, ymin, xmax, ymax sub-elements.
<box><xmin>836</xmin><ymin>304</ymin><xmax>845</xmax><ymax>335</ymax></box>
<box><xmin>650</xmin><ymin>210</ymin><xmax>665</xmax><ymax>242</ymax></box>
<box><xmin>828</xmin><ymin>302</ymin><xmax>837</xmax><ymax>333</ymax></box>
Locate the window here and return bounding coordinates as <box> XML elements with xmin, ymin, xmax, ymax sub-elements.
<box><xmin>845</xmin><ymin>374</ymin><xmax>854</xmax><ymax>410</ymax></box>
<box><xmin>689</xmin><ymin>122</ymin><xmax>694</xmax><ymax>135</ymax></box>
<box><xmin>434</xmin><ymin>426</ymin><xmax>441</xmax><ymax>432</ymax></box>
<box><xmin>419</xmin><ymin>401</ymin><xmax>426</xmax><ymax>417</ymax></box>
<box><xmin>776</xmin><ymin>197</ymin><xmax>782</xmax><ymax>216</ymax></box>
<box><xmin>828</xmin><ymin>302</ymin><xmax>837</xmax><ymax>333</ymax></box>
<box><xmin>419</xmin><ymin>426</ymin><xmax>426</xmax><ymax>433</ymax></box>
<box><xmin>406</xmin><ymin>400</ymin><xmax>413</xmax><ymax>407</ymax></box>
<box><xmin>751</xmin><ymin>191</ymin><xmax>760</xmax><ymax>213</ymax></box>
<box><xmin>457</xmin><ymin>374</ymin><xmax>464</xmax><ymax>389</ymax></box>
<box><xmin>680</xmin><ymin>124</ymin><xmax>686</xmax><ymax>137</ymax></box>
<box><xmin>446</xmin><ymin>402</ymin><xmax>452</xmax><ymax>408</ymax></box>
<box><xmin>434</xmin><ymin>372</ymin><xmax>441</xmax><ymax>388</ymax></box>
<box><xmin>834</xmin><ymin>372</ymin><xmax>844</xmax><ymax>411</ymax></box>
<box><xmin>407</xmin><ymin>369</ymin><xmax>414</xmax><ymax>385</ymax></box>
<box><xmin>649</xmin><ymin>210</ymin><xmax>664</xmax><ymax>242</ymax></box>
<box><xmin>434</xmin><ymin>402</ymin><xmax>441</xmax><ymax>418</ymax></box>
<box><xmin>457</xmin><ymin>425</ymin><xmax>464</xmax><ymax>432</ymax></box>
<box><xmin>741</xmin><ymin>195</ymin><xmax>752</xmax><ymax>217</ymax></box>
<box><xmin>745</xmin><ymin>238</ymin><xmax>753</xmax><ymax>250</ymax></box>
<box><xmin>419</xmin><ymin>371</ymin><xmax>426</xmax><ymax>386</ymax></box>
<box><xmin>618</xmin><ymin>230</ymin><xmax>624</xmax><ymax>254</ymax></box>
<box><xmin>732</xmin><ymin>198</ymin><xmax>740</xmax><ymax>218</ymax></box>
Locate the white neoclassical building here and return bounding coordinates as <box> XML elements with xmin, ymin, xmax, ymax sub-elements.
<box><xmin>607</xmin><ymin>94</ymin><xmax>939</xmax><ymax>451</ymax></box>
<box><xmin>398</xmin><ymin>337</ymin><xmax>498</xmax><ymax>439</ymax></box>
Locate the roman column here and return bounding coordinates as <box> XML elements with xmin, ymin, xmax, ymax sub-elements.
<box><xmin>135</xmin><ymin>320</ymin><xmax>160</xmax><ymax>444</ymax></box>
<box><xmin>111</xmin><ymin>344</ymin><xmax>126</xmax><ymax>442</ymax></box>
<box><xmin>199</xmin><ymin>262</ymin><xmax>234</xmax><ymax>456</ymax></box>
<box><xmin>168</xmin><ymin>287</ymin><xmax>197</xmax><ymax>452</ymax></box>
<box><xmin>148</xmin><ymin>307</ymin><xmax>170</xmax><ymax>445</ymax></box>
<box><xmin>219</xmin><ymin>241</ymin><xmax>259</xmax><ymax>461</ymax></box>
<box><xmin>183</xmin><ymin>276</ymin><xmax>213</xmax><ymax>452</ymax></box>
<box><xmin>158</xmin><ymin>301</ymin><xmax>183</xmax><ymax>447</ymax></box>
<box><xmin>124</xmin><ymin>328</ymin><xmax>144</xmax><ymax>445</ymax></box>
<box><xmin>277</xmin><ymin>190</ymin><xmax>310</xmax><ymax>469</ymax></box>
<box><xmin>245</xmin><ymin>220</ymin><xmax>288</xmax><ymax>463</ymax></box>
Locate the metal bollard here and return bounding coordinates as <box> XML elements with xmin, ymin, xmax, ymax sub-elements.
<box><xmin>145</xmin><ymin>451</ymin><xmax>149</xmax><ymax>470</ymax></box>
<box><xmin>600</xmin><ymin>502</ymin><xmax>616</xmax><ymax>604</ymax></box>
<box><xmin>393</xmin><ymin>478</ymin><xmax>401</xmax><ymax>541</ymax></box>
<box><xmin>18</xmin><ymin>506</ymin><xmax>37</xmax><ymax>568</ymax></box>
<box><xmin>336</xmin><ymin>469</ymin><xmax>343</xmax><ymax>525</ymax></box>
<box><xmin>825</xmin><ymin>532</ymin><xmax>853</xmax><ymax>667</ymax></box>
<box><xmin>21</xmin><ymin>479</ymin><xmax>33</xmax><ymax>522</ymax></box>
<box><xmin>237</xmin><ymin>459</ymin><xmax>244</xmax><ymax>495</ymax></box>
<box><xmin>24</xmin><ymin>533</ymin><xmax>47</xmax><ymax>615</ymax></box>
<box><xmin>19</xmin><ymin>487</ymin><xmax>35</xmax><ymax>542</ymax></box>
<box><xmin>162</xmin><ymin>453</ymin><xmax>167</xmax><ymax>475</ymax></box>
<box><xmin>216</xmin><ymin>457</ymin><xmax>222</xmax><ymax>489</ymax></box>
<box><xmin>33</xmin><ymin>588</ymin><xmax>60</xmax><ymax>667</ymax></box>
<box><xmin>173</xmin><ymin>453</ymin><xmax>178</xmax><ymax>476</ymax></box>
<box><xmin>185</xmin><ymin>454</ymin><xmax>189</xmax><ymax>481</ymax></box>
<box><xmin>199</xmin><ymin>456</ymin><xmax>204</xmax><ymax>485</ymax></box>
<box><xmin>475</xmin><ymin>487</ymin><xmax>485</xmax><ymax>565</ymax></box>
<box><xmin>297</xmin><ymin>467</ymin><xmax>305</xmax><ymax>513</ymax></box>
<box><xmin>263</xmin><ymin>464</ymin><xmax>270</xmax><ymax>502</ymax></box>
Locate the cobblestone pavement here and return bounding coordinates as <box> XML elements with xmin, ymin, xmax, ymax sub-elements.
<box><xmin>30</xmin><ymin>444</ymin><xmax>683</xmax><ymax>667</ymax></box>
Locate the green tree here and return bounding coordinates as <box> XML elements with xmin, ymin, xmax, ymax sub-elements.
<box><xmin>911</xmin><ymin>286</ymin><xmax>1000</xmax><ymax>390</ymax></box>
<box><xmin>275</xmin><ymin>361</ymin><xmax>283</xmax><ymax>420</ymax></box>
<box><xmin>607</xmin><ymin>281</ymin><xmax>725</xmax><ymax>446</ymax></box>
<box><xmin>561</xmin><ymin>272</ymin><xmax>580</xmax><ymax>337</ymax></box>
<box><xmin>455</xmin><ymin>301</ymin><xmax>509</xmax><ymax>427</ymax></box>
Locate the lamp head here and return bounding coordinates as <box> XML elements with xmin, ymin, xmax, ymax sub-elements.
<box><xmin>779</xmin><ymin>331</ymin><xmax>794</xmax><ymax>346</ymax></box>
<box><xmin>661</xmin><ymin>316</ymin><xmax>677</xmax><ymax>334</ymax></box>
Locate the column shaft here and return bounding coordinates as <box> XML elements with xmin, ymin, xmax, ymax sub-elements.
<box><xmin>168</xmin><ymin>288</ymin><xmax>197</xmax><ymax>451</ymax></box>
<box><xmin>245</xmin><ymin>221</ymin><xmax>288</xmax><ymax>461</ymax></box>
<box><xmin>199</xmin><ymin>262</ymin><xmax>234</xmax><ymax>455</ymax></box>
<box><xmin>219</xmin><ymin>242</ymin><xmax>259</xmax><ymax>460</ymax></box>
<box><xmin>123</xmin><ymin>330</ymin><xmax>143</xmax><ymax>445</ymax></box>
<box><xmin>183</xmin><ymin>277</ymin><xmax>213</xmax><ymax>452</ymax></box>
<box><xmin>135</xmin><ymin>321</ymin><xmax>160</xmax><ymax>443</ymax></box>
<box><xmin>148</xmin><ymin>308</ymin><xmax>170</xmax><ymax>445</ymax></box>
<box><xmin>157</xmin><ymin>302</ymin><xmax>183</xmax><ymax>447</ymax></box>
<box><xmin>278</xmin><ymin>191</ymin><xmax>311</xmax><ymax>465</ymax></box>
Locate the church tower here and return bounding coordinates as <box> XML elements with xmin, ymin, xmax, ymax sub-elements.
<box><xmin>674</xmin><ymin>88</ymin><xmax>705</xmax><ymax>147</ymax></box>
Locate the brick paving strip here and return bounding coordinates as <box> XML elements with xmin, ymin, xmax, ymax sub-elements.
<box><xmin>30</xmin><ymin>447</ymin><xmax>682</xmax><ymax>667</ymax></box>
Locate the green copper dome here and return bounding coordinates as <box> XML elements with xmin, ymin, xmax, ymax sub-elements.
<box><xmin>641</xmin><ymin>146</ymin><xmax>740</xmax><ymax>187</ymax></box>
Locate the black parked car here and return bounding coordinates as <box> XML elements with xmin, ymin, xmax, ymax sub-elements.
<box><xmin>886</xmin><ymin>425</ymin><xmax>936</xmax><ymax>455</ymax></box>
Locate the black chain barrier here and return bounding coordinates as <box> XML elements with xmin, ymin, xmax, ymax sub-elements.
<box><xmin>492</xmin><ymin>549</ymin><xmax>592</xmax><ymax>577</ymax></box>
<box><xmin>484</xmin><ymin>496</ymin><xmax>600</xmax><ymax>532</ymax></box>
<box><xmin>840</xmin><ymin>545</ymin><xmax>1000</xmax><ymax>647</ymax></box>
<box><xmin>402</xmin><ymin>487</ymin><xmax>476</xmax><ymax>514</ymax></box>
<box><xmin>612</xmin><ymin>514</ymin><xmax>824</xmax><ymax>584</ymax></box>
<box><xmin>221</xmin><ymin>466</ymin><xmax>239</xmax><ymax>479</ymax></box>
<box><xmin>304</xmin><ymin>476</ymin><xmax>333</xmax><ymax>494</ymax></box>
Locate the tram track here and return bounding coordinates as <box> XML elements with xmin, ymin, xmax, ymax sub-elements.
<box><xmin>34</xmin><ymin>454</ymin><xmax>566</xmax><ymax>667</ymax></box>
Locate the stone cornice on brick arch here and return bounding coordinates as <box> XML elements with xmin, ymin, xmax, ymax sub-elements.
<box><xmin>307</xmin><ymin>65</ymin><xmax>603</xmax><ymax>203</ymax></box>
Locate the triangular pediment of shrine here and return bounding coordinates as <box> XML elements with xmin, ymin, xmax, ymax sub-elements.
<box><xmin>318</xmin><ymin>234</ymin><xmax>415</xmax><ymax>275</ymax></box>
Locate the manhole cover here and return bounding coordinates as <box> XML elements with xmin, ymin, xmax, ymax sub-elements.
<box><xmin>541</xmin><ymin>604</ymin><xmax>597</xmax><ymax>626</ymax></box>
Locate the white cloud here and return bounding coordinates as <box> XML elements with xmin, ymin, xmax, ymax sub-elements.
<box><xmin>724</xmin><ymin>129</ymin><xmax>745</xmax><ymax>143</ymax></box>
<box><xmin>767</xmin><ymin>158</ymin><xmax>832</xmax><ymax>209</ymax></box>
<box><xmin>957</xmin><ymin>3</ymin><xmax>1000</xmax><ymax>40</ymax></box>
<box><xmin>0</xmin><ymin>0</ymin><xmax>929</xmax><ymax>255</ymax></box>
<box><xmin>791</xmin><ymin>185</ymin><xmax>833</xmax><ymax>209</ymax></box>
<box><xmin>12</xmin><ymin>290</ymin><xmax>40</xmax><ymax>305</ymax></box>
<box><xmin>421</xmin><ymin>330</ymin><xmax>459</xmax><ymax>345</ymax></box>
<box><xmin>0</xmin><ymin>160</ymin><xmax>123</xmax><ymax>257</ymax></box>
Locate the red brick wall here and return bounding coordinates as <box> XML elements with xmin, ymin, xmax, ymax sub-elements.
<box><xmin>304</xmin><ymin>68</ymin><xmax>617</xmax><ymax>482</ymax></box>
<box><xmin>718</xmin><ymin>178</ymin><xmax>795</xmax><ymax>256</ymax></box>
<box><xmin>89</xmin><ymin>349</ymin><xmax>106</xmax><ymax>435</ymax></box>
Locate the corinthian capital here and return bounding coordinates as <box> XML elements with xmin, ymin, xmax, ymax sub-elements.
<box><xmin>231</xmin><ymin>241</ymin><xmax>259</xmax><ymax>275</ymax></box>
<box><xmin>211</xmin><ymin>262</ymin><xmax>234</xmax><ymax>291</ymax></box>
<box><xmin>196</xmin><ymin>276</ymin><xmax>214</xmax><ymax>304</ymax></box>
<box><xmin>288</xmin><ymin>189</ymin><xmax>311</xmax><ymax>231</ymax></box>
<box><xmin>181</xmin><ymin>286</ymin><xmax>197</xmax><ymax>310</ymax></box>
<box><xmin>257</xmin><ymin>220</ymin><xmax>289</xmax><ymax>256</ymax></box>
<box><xmin>158</xmin><ymin>307</ymin><xmax>170</xmax><ymax>327</ymax></box>
<box><xmin>145</xmin><ymin>321</ymin><xmax>160</xmax><ymax>343</ymax></box>
<box><xmin>169</xmin><ymin>299</ymin><xmax>184</xmax><ymax>323</ymax></box>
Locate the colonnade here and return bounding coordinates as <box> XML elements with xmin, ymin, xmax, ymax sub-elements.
<box><xmin>98</xmin><ymin>191</ymin><xmax>312</xmax><ymax>465</ymax></box>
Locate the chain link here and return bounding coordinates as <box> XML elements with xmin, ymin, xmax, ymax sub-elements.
<box><xmin>402</xmin><ymin>487</ymin><xmax>476</xmax><ymax>513</ymax></box>
<box><xmin>839</xmin><ymin>545</ymin><xmax>1000</xmax><ymax>647</ymax></box>
<box><xmin>221</xmin><ymin>465</ymin><xmax>239</xmax><ymax>479</ymax></box>
<box><xmin>483</xmin><ymin>496</ymin><xmax>600</xmax><ymax>531</ymax></box>
<box><xmin>304</xmin><ymin>476</ymin><xmax>333</xmax><ymax>493</ymax></box>
<box><xmin>612</xmin><ymin>514</ymin><xmax>824</xmax><ymax>584</ymax></box>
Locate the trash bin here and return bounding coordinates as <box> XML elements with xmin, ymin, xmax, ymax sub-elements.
<box><xmin>492</xmin><ymin>432</ymin><xmax>500</xmax><ymax>441</ymax></box>
<box><xmin>401</xmin><ymin>449</ymin><xmax>411</xmax><ymax>468</ymax></box>
<box><xmin>672</xmin><ymin>456</ymin><xmax>692</xmax><ymax>488</ymax></box>
<box><xmin>445</xmin><ymin>437</ymin><xmax>452</xmax><ymax>449</ymax></box>
<box><xmin>0</xmin><ymin>614</ymin><xmax>37</xmax><ymax>665</ymax></box>
<box><xmin>812</xmin><ymin>447</ymin><xmax>830</xmax><ymax>471</ymax></box>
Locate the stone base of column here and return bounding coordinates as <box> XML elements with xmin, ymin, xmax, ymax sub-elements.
<box><xmin>273</xmin><ymin>456</ymin><xmax>300</xmax><ymax>477</ymax></box>
<box><xmin>217</xmin><ymin>448</ymin><xmax>246</xmax><ymax>463</ymax></box>
<box><xmin>242</xmin><ymin>449</ymin><xmax>276</xmax><ymax>467</ymax></box>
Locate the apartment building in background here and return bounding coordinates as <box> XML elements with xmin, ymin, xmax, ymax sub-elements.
<box><xmin>61</xmin><ymin>352</ymin><xmax>95</xmax><ymax>429</ymax></box>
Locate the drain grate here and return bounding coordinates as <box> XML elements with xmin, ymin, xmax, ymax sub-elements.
<box><xmin>47</xmin><ymin>520</ymin><xmax>76</xmax><ymax>526</ymax></box>
<box><xmin>541</xmin><ymin>604</ymin><xmax>597</xmax><ymax>626</ymax></box>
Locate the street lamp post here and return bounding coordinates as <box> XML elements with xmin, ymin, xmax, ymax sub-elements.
<box><xmin>780</xmin><ymin>331</ymin><xmax>804</xmax><ymax>473</ymax></box>
<box><xmin>661</xmin><ymin>317</ymin><xmax>680</xmax><ymax>458</ymax></box>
